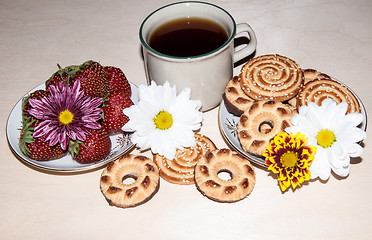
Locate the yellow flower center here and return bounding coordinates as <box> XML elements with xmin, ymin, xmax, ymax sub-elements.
<box><xmin>153</xmin><ymin>111</ymin><xmax>173</xmax><ymax>130</ymax></box>
<box><xmin>317</xmin><ymin>129</ymin><xmax>336</xmax><ymax>148</ymax></box>
<box><xmin>59</xmin><ymin>110</ymin><xmax>74</xmax><ymax>125</ymax></box>
<box><xmin>281</xmin><ymin>152</ymin><xmax>298</xmax><ymax>168</ymax></box>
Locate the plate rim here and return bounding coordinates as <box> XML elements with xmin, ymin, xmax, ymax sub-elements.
<box><xmin>218</xmin><ymin>77</ymin><xmax>368</xmax><ymax>169</ymax></box>
<box><xmin>6</xmin><ymin>82</ymin><xmax>138</xmax><ymax>173</ymax></box>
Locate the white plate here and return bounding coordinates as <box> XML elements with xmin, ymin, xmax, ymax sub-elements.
<box><xmin>218</xmin><ymin>79</ymin><xmax>368</xmax><ymax>168</ymax></box>
<box><xmin>6</xmin><ymin>82</ymin><xmax>139</xmax><ymax>173</ymax></box>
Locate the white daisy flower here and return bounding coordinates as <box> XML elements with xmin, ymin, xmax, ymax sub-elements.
<box><xmin>122</xmin><ymin>81</ymin><xmax>203</xmax><ymax>159</ymax></box>
<box><xmin>286</xmin><ymin>98</ymin><xmax>367</xmax><ymax>180</ymax></box>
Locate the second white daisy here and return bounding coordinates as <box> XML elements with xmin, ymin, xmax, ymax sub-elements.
<box><xmin>286</xmin><ymin>98</ymin><xmax>367</xmax><ymax>180</ymax></box>
<box><xmin>122</xmin><ymin>81</ymin><xmax>203</xmax><ymax>159</ymax></box>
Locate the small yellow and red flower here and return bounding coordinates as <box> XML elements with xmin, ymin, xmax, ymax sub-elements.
<box><xmin>262</xmin><ymin>132</ymin><xmax>316</xmax><ymax>192</ymax></box>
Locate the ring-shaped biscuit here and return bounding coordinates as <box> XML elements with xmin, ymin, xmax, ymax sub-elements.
<box><xmin>100</xmin><ymin>154</ymin><xmax>160</xmax><ymax>208</ymax></box>
<box><xmin>222</xmin><ymin>76</ymin><xmax>254</xmax><ymax>116</ymax></box>
<box><xmin>194</xmin><ymin>148</ymin><xmax>256</xmax><ymax>203</ymax></box>
<box><xmin>303</xmin><ymin>69</ymin><xmax>331</xmax><ymax>84</ymax></box>
<box><xmin>237</xmin><ymin>100</ymin><xmax>293</xmax><ymax>156</ymax></box>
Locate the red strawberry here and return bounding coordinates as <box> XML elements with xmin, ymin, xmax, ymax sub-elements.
<box><xmin>45</xmin><ymin>61</ymin><xmax>110</xmax><ymax>98</ymax></box>
<box><xmin>104</xmin><ymin>66</ymin><xmax>131</xmax><ymax>97</ymax></box>
<box><xmin>20</xmin><ymin>132</ymin><xmax>68</xmax><ymax>161</ymax></box>
<box><xmin>22</xmin><ymin>90</ymin><xmax>49</xmax><ymax>120</ymax></box>
<box><xmin>102</xmin><ymin>89</ymin><xmax>134</xmax><ymax>135</ymax></box>
<box><xmin>69</xmin><ymin>128</ymin><xmax>111</xmax><ymax>164</ymax></box>
<box><xmin>45</xmin><ymin>64</ymin><xmax>77</xmax><ymax>91</ymax></box>
<box><xmin>69</xmin><ymin>60</ymin><xmax>109</xmax><ymax>98</ymax></box>
<box><xmin>19</xmin><ymin>91</ymin><xmax>68</xmax><ymax>161</ymax></box>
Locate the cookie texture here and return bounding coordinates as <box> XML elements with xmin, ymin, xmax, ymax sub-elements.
<box><xmin>303</xmin><ymin>69</ymin><xmax>331</xmax><ymax>84</ymax></box>
<box><xmin>222</xmin><ymin>76</ymin><xmax>253</xmax><ymax>116</ymax></box>
<box><xmin>194</xmin><ymin>148</ymin><xmax>255</xmax><ymax>203</ymax></box>
<box><xmin>240</xmin><ymin>54</ymin><xmax>304</xmax><ymax>102</ymax></box>
<box><xmin>237</xmin><ymin>100</ymin><xmax>294</xmax><ymax>156</ymax></box>
<box><xmin>297</xmin><ymin>78</ymin><xmax>361</xmax><ymax>114</ymax></box>
<box><xmin>153</xmin><ymin>133</ymin><xmax>217</xmax><ymax>185</ymax></box>
<box><xmin>100</xmin><ymin>154</ymin><xmax>160</xmax><ymax>208</ymax></box>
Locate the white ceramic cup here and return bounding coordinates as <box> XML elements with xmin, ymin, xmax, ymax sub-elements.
<box><xmin>139</xmin><ymin>1</ymin><xmax>257</xmax><ymax>111</ymax></box>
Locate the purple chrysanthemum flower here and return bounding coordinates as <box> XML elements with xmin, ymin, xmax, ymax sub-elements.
<box><xmin>28</xmin><ymin>80</ymin><xmax>103</xmax><ymax>150</ymax></box>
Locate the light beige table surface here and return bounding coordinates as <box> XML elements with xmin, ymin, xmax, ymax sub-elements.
<box><xmin>1</xmin><ymin>0</ymin><xmax>371</xmax><ymax>239</ymax></box>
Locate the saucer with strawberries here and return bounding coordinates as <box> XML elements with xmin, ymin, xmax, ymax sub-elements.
<box><xmin>6</xmin><ymin>60</ymin><xmax>139</xmax><ymax>173</ymax></box>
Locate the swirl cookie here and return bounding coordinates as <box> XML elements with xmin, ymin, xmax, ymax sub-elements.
<box><xmin>297</xmin><ymin>78</ymin><xmax>361</xmax><ymax>114</ymax></box>
<box><xmin>194</xmin><ymin>148</ymin><xmax>256</xmax><ymax>203</ymax></box>
<box><xmin>100</xmin><ymin>154</ymin><xmax>160</xmax><ymax>208</ymax></box>
<box><xmin>287</xmin><ymin>69</ymin><xmax>330</xmax><ymax>108</ymax></box>
<box><xmin>240</xmin><ymin>54</ymin><xmax>304</xmax><ymax>102</ymax></box>
<box><xmin>222</xmin><ymin>76</ymin><xmax>254</xmax><ymax>116</ymax></box>
<box><xmin>153</xmin><ymin>133</ymin><xmax>217</xmax><ymax>185</ymax></box>
<box><xmin>237</xmin><ymin>100</ymin><xmax>293</xmax><ymax>156</ymax></box>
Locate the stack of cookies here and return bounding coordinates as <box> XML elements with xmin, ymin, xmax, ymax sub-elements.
<box><xmin>223</xmin><ymin>54</ymin><xmax>361</xmax><ymax>157</ymax></box>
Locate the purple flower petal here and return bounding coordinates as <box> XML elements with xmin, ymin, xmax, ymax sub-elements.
<box><xmin>27</xmin><ymin>80</ymin><xmax>104</xmax><ymax>149</ymax></box>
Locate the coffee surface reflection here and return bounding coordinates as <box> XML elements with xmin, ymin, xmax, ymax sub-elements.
<box><xmin>149</xmin><ymin>17</ymin><xmax>228</xmax><ymax>58</ymax></box>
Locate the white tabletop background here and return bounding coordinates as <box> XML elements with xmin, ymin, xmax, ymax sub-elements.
<box><xmin>1</xmin><ymin>0</ymin><xmax>371</xmax><ymax>239</ymax></box>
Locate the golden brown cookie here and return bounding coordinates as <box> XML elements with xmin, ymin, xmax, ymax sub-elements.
<box><xmin>237</xmin><ymin>100</ymin><xmax>293</xmax><ymax>156</ymax></box>
<box><xmin>194</xmin><ymin>148</ymin><xmax>255</xmax><ymax>203</ymax></box>
<box><xmin>240</xmin><ymin>54</ymin><xmax>304</xmax><ymax>102</ymax></box>
<box><xmin>297</xmin><ymin>78</ymin><xmax>361</xmax><ymax>114</ymax></box>
<box><xmin>222</xmin><ymin>76</ymin><xmax>254</xmax><ymax>116</ymax></box>
<box><xmin>153</xmin><ymin>133</ymin><xmax>217</xmax><ymax>185</ymax></box>
<box><xmin>100</xmin><ymin>154</ymin><xmax>160</xmax><ymax>208</ymax></box>
<box><xmin>303</xmin><ymin>69</ymin><xmax>331</xmax><ymax>84</ymax></box>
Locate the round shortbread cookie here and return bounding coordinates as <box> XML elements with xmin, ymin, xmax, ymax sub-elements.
<box><xmin>222</xmin><ymin>76</ymin><xmax>254</xmax><ymax>116</ymax></box>
<box><xmin>194</xmin><ymin>148</ymin><xmax>256</xmax><ymax>203</ymax></box>
<box><xmin>237</xmin><ymin>100</ymin><xmax>293</xmax><ymax>156</ymax></box>
<box><xmin>297</xmin><ymin>78</ymin><xmax>361</xmax><ymax>114</ymax></box>
<box><xmin>153</xmin><ymin>133</ymin><xmax>217</xmax><ymax>185</ymax></box>
<box><xmin>100</xmin><ymin>154</ymin><xmax>160</xmax><ymax>208</ymax></box>
<box><xmin>289</xmin><ymin>69</ymin><xmax>331</xmax><ymax>110</ymax></box>
<box><xmin>240</xmin><ymin>54</ymin><xmax>304</xmax><ymax>102</ymax></box>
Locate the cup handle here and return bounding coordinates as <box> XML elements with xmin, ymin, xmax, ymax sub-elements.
<box><xmin>233</xmin><ymin>23</ymin><xmax>257</xmax><ymax>63</ymax></box>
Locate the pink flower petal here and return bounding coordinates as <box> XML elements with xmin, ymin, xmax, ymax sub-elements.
<box><xmin>27</xmin><ymin>80</ymin><xmax>104</xmax><ymax>148</ymax></box>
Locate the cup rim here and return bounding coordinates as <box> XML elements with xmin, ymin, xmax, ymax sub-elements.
<box><xmin>139</xmin><ymin>1</ymin><xmax>236</xmax><ymax>60</ymax></box>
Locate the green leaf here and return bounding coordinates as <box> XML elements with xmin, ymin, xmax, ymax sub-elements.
<box><xmin>68</xmin><ymin>139</ymin><xmax>84</xmax><ymax>158</ymax></box>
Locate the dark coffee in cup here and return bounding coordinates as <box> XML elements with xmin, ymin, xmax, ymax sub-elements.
<box><xmin>140</xmin><ymin>1</ymin><xmax>257</xmax><ymax>111</ymax></box>
<box><xmin>148</xmin><ymin>17</ymin><xmax>228</xmax><ymax>57</ymax></box>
